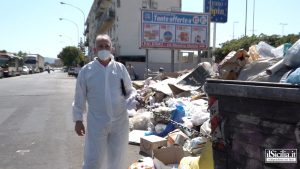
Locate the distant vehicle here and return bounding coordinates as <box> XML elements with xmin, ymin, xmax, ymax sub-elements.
<box><xmin>45</xmin><ymin>65</ymin><xmax>52</xmax><ymax>74</ymax></box>
<box><xmin>74</xmin><ymin>66</ymin><xmax>81</xmax><ymax>77</ymax></box>
<box><xmin>22</xmin><ymin>66</ymin><xmax>30</xmax><ymax>75</ymax></box>
<box><xmin>67</xmin><ymin>66</ymin><xmax>81</xmax><ymax>77</ymax></box>
<box><xmin>0</xmin><ymin>52</ymin><xmax>23</xmax><ymax>77</ymax></box>
<box><xmin>0</xmin><ymin>67</ymin><xmax>3</xmax><ymax>78</ymax></box>
<box><xmin>68</xmin><ymin>67</ymin><xmax>75</xmax><ymax>76</ymax></box>
<box><xmin>63</xmin><ymin>66</ymin><xmax>68</xmax><ymax>72</ymax></box>
<box><xmin>24</xmin><ymin>54</ymin><xmax>45</xmax><ymax>73</ymax></box>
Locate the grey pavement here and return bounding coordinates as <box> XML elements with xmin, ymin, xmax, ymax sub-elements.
<box><xmin>0</xmin><ymin>70</ymin><xmax>142</xmax><ymax>169</ymax></box>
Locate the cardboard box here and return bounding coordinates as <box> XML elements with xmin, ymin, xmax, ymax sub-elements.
<box><xmin>153</xmin><ymin>146</ymin><xmax>184</xmax><ymax>169</ymax></box>
<box><xmin>140</xmin><ymin>135</ymin><xmax>167</xmax><ymax>157</ymax></box>
<box><xmin>166</xmin><ymin>129</ymin><xmax>188</xmax><ymax>146</ymax></box>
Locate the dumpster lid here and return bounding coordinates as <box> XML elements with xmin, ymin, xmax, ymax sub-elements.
<box><xmin>204</xmin><ymin>79</ymin><xmax>300</xmax><ymax>103</ymax></box>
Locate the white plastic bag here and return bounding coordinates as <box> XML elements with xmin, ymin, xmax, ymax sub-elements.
<box><xmin>284</xmin><ymin>39</ymin><xmax>300</xmax><ymax>68</ymax></box>
<box><xmin>256</xmin><ymin>41</ymin><xmax>276</xmax><ymax>58</ymax></box>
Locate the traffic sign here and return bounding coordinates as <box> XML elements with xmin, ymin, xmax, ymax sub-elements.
<box><xmin>204</xmin><ymin>0</ymin><xmax>228</xmax><ymax>23</ymax></box>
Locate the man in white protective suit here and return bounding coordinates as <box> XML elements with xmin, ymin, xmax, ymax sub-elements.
<box><xmin>72</xmin><ymin>34</ymin><xmax>136</xmax><ymax>169</ymax></box>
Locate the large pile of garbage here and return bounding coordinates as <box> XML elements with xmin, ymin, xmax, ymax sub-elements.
<box><xmin>127</xmin><ymin>39</ymin><xmax>300</xmax><ymax>169</ymax></box>
<box><xmin>218</xmin><ymin>40</ymin><xmax>300</xmax><ymax>84</ymax></box>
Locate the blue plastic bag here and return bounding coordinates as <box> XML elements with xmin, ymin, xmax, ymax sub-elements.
<box><xmin>285</xmin><ymin>67</ymin><xmax>300</xmax><ymax>85</ymax></box>
<box><xmin>145</xmin><ymin>105</ymin><xmax>185</xmax><ymax>137</ymax></box>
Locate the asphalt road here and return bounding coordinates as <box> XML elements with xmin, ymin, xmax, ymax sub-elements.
<box><xmin>0</xmin><ymin>70</ymin><xmax>142</xmax><ymax>169</ymax></box>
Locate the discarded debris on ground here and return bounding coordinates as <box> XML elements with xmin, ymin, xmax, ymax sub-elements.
<box><xmin>127</xmin><ymin>39</ymin><xmax>300</xmax><ymax>169</ymax></box>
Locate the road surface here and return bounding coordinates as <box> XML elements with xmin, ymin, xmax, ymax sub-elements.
<box><xmin>0</xmin><ymin>70</ymin><xmax>142</xmax><ymax>169</ymax></box>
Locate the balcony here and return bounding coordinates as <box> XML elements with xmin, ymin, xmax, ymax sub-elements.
<box><xmin>96</xmin><ymin>0</ymin><xmax>112</xmax><ymax>11</ymax></box>
<box><xmin>95</xmin><ymin>9</ymin><xmax>115</xmax><ymax>33</ymax></box>
<box><xmin>84</xmin><ymin>23</ymin><xmax>89</xmax><ymax>36</ymax></box>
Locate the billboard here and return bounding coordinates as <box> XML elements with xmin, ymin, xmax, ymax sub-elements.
<box><xmin>141</xmin><ymin>10</ymin><xmax>209</xmax><ymax>50</ymax></box>
<box><xmin>204</xmin><ymin>0</ymin><xmax>228</xmax><ymax>23</ymax></box>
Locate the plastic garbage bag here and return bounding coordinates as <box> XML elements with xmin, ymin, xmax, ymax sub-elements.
<box><xmin>129</xmin><ymin>111</ymin><xmax>153</xmax><ymax>131</ymax></box>
<box><xmin>200</xmin><ymin>119</ymin><xmax>211</xmax><ymax>137</ymax></box>
<box><xmin>283</xmin><ymin>43</ymin><xmax>292</xmax><ymax>56</ymax></box>
<box><xmin>256</xmin><ymin>41</ymin><xmax>276</xmax><ymax>58</ymax></box>
<box><xmin>272</xmin><ymin>44</ymin><xmax>285</xmax><ymax>58</ymax></box>
<box><xmin>154</xmin><ymin>123</ymin><xmax>167</xmax><ymax>134</ymax></box>
<box><xmin>183</xmin><ymin>136</ymin><xmax>207</xmax><ymax>155</ymax></box>
<box><xmin>279</xmin><ymin>69</ymin><xmax>293</xmax><ymax>83</ymax></box>
<box><xmin>181</xmin><ymin>141</ymin><xmax>214</xmax><ymax>168</ymax></box>
<box><xmin>285</xmin><ymin>67</ymin><xmax>300</xmax><ymax>85</ymax></box>
<box><xmin>248</xmin><ymin>45</ymin><xmax>260</xmax><ymax>62</ymax></box>
<box><xmin>283</xmin><ymin>39</ymin><xmax>300</xmax><ymax>68</ymax></box>
<box><xmin>237</xmin><ymin>58</ymin><xmax>272</xmax><ymax>81</ymax></box>
<box><xmin>146</xmin><ymin>105</ymin><xmax>185</xmax><ymax>137</ymax></box>
<box><xmin>270</xmin><ymin>43</ymin><xmax>291</xmax><ymax>58</ymax></box>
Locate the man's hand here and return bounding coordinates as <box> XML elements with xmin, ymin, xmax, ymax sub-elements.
<box><xmin>75</xmin><ymin>121</ymin><xmax>85</xmax><ymax>136</ymax></box>
<box><xmin>126</xmin><ymin>96</ymin><xmax>138</xmax><ymax>110</ymax></box>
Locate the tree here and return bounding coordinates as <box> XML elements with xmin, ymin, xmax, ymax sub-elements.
<box><xmin>57</xmin><ymin>46</ymin><xmax>85</xmax><ymax>67</ymax></box>
<box><xmin>16</xmin><ymin>51</ymin><xmax>27</xmax><ymax>58</ymax></box>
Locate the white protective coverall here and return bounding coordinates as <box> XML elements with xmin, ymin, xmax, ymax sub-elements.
<box><xmin>72</xmin><ymin>57</ymin><xmax>136</xmax><ymax>169</ymax></box>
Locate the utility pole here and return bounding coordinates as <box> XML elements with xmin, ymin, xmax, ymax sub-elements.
<box><xmin>279</xmin><ymin>23</ymin><xmax>288</xmax><ymax>36</ymax></box>
<box><xmin>252</xmin><ymin>0</ymin><xmax>255</xmax><ymax>36</ymax></box>
<box><xmin>245</xmin><ymin>0</ymin><xmax>248</xmax><ymax>36</ymax></box>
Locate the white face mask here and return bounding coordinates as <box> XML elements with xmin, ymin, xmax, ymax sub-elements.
<box><xmin>97</xmin><ymin>50</ymin><xmax>111</xmax><ymax>61</ymax></box>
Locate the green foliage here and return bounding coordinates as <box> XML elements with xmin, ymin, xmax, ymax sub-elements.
<box><xmin>57</xmin><ymin>46</ymin><xmax>85</xmax><ymax>67</ymax></box>
<box><xmin>214</xmin><ymin>34</ymin><xmax>299</xmax><ymax>63</ymax></box>
<box><xmin>16</xmin><ymin>51</ymin><xmax>27</xmax><ymax>58</ymax></box>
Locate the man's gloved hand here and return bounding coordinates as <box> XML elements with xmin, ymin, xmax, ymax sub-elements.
<box><xmin>126</xmin><ymin>96</ymin><xmax>138</xmax><ymax>110</ymax></box>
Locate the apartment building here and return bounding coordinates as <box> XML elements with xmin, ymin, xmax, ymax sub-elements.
<box><xmin>85</xmin><ymin>0</ymin><xmax>207</xmax><ymax>78</ymax></box>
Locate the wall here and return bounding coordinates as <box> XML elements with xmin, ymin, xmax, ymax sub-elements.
<box><xmin>126</xmin><ymin>57</ymin><xmax>212</xmax><ymax>80</ymax></box>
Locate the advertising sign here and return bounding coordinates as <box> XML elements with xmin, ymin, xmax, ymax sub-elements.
<box><xmin>141</xmin><ymin>10</ymin><xmax>209</xmax><ymax>50</ymax></box>
<box><xmin>204</xmin><ymin>0</ymin><xmax>228</xmax><ymax>23</ymax></box>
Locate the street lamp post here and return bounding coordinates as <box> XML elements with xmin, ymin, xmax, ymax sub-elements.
<box><xmin>59</xmin><ymin>18</ymin><xmax>79</xmax><ymax>46</ymax></box>
<box><xmin>252</xmin><ymin>0</ymin><xmax>255</xmax><ymax>36</ymax></box>
<box><xmin>245</xmin><ymin>0</ymin><xmax>248</xmax><ymax>36</ymax></box>
<box><xmin>60</xmin><ymin>2</ymin><xmax>86</xmax><ymax>46</ymax></box>
<box><xmin>279</xmin><ymin>23</ymin><xmax>288</xmax><ymax>36</ymax></box>
<box><xmin>60</xmin><ymin>2</ymin><xmax>85</xmax><ymax>25</ymax></box>
<box><xmin>233</xmin><ymin>21</ymin><xmax>239</xmax><ymax>39</ymax></box>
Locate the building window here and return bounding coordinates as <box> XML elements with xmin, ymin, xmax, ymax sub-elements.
<box><xmin>151</xmin><ymin>1</ymin><xmax>158</xmax><ymax>9</ymax></box>
<box><xmin>117</xmin><ymin>0</ymin><xmax>120</xmax><ymax>8</ymax></box>
<box><xmin>142</xmin><ymin>0</ymin><xmax>148</xmax><ymax>8</ymax></box>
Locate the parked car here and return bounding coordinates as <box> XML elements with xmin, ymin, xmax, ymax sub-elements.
<box><xmin>22</xmin><ymin>66</ymin><xmax>30</xmax><ymax>75</ymax></box>
<box><xmin>74</xmin><ymin>66</ymin><xmax>81</xmax><ymax>77</ymax></box>
<box><xmin>0</xmin><ymin>67</ymin><xmax>3</xmax><ymax>78</ymax></box>
<box><xmin>68</xmin><ymin>67</ymin><xmax>75</xmax><ymax>76</ymax></box>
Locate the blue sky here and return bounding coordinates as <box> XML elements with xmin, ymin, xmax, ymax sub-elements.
<box><xmin>183</xmin><ymin>0</ymin><xmax>300</xmax><ymax>46</ymax></box>
<box><xmin>1</xmin><ymin>0</ymin><xmax>300</xmax><ymax>58</ymax></box>
<box><xmin>0</xmin><ymin>0</ymin><xmax>93</xmax><ymax>58</ymax></box>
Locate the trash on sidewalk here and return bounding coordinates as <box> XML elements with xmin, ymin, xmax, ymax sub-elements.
<box><xmin>129</xmin><ymin>130</ymin><xmax>149</xmax><ymax>144</ymax></box>
<box><xmin>153</xmin><ymin>146</ymin><xmax>184</xmax><ymax>169</ymax></box>
<box><xmin>128</xmin><ymin>157</ymin><xmax>155</xmax><ymax>169</ymax></box>
<box><xmin>140</xmin><ymin>135</ymin><xmax>167</xmax><ymax>157</ymax></box>
<box><xmin>128</xmin><ymin>39</ymin><xmax>300</xmax><ymax>169</ymax></box>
